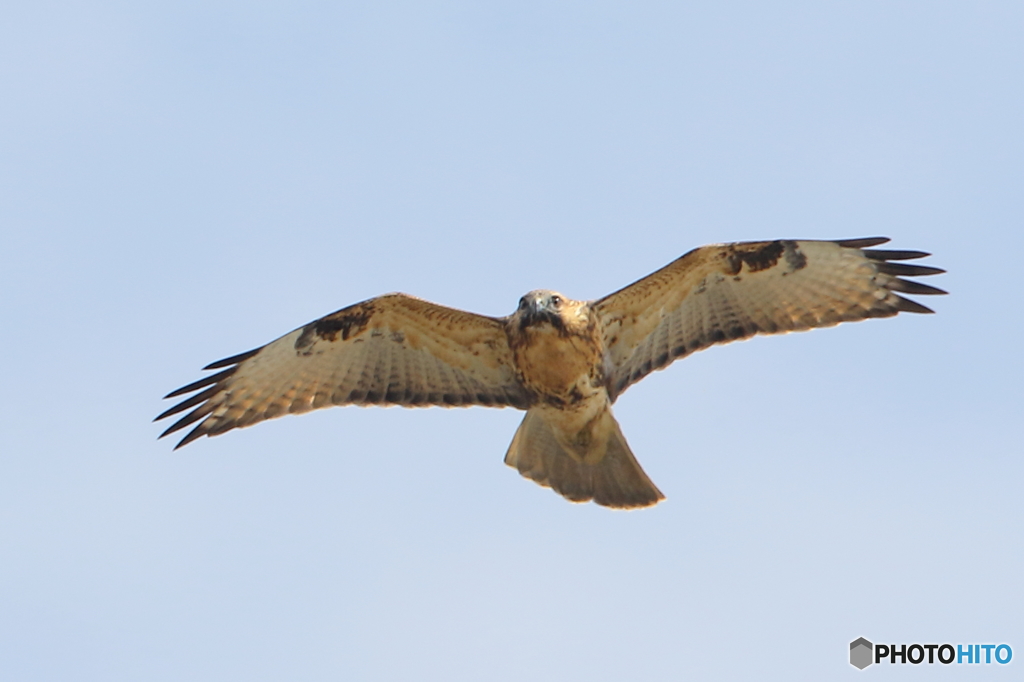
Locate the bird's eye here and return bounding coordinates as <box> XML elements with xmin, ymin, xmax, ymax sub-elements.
<box><xmin>550</xmin><ymin>295</ymin><xmax>562</xmax><ymax>306</ymax></box>
<box><xmin>519</xmin><ymin>297</ymin><xmax>527</xmax><ymax>309</ymax></box>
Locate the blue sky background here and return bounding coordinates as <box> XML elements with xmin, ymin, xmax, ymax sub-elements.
<box><xmin>2</xmin><ymin>2</ymin><xmax>1022</xmax><ymax>679</ymax></box>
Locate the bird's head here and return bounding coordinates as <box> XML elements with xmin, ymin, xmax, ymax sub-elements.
<box><xmin>514</xmin><ymin>289</ymin><xmax>580</xmax><ymax>332</ymax></box>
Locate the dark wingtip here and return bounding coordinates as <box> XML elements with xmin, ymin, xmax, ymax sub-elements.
<box><xmin>204</xmin><ymin>348</ymin><xmax>259</xmax><ymax>370</ymax></box>
<box><xmin>895</xmin><ymin>296</ymin><xmax>936</xmax><ymax>314</ymax></box>
<box><xmin>888</xmin><ymin>279</ymin><xmax>948</xmax><ymax>296</ymax></box>
<box><xmin>160</xmin><ymin>349</ymin><xmax>259</xmax><ymax>447</ymax></box>
<box><xmin>158</xmin><ymin>405</ymin><xmax>210</xmax><ymax>438</ymax></box>
<box><xmin>163</xmin><ymin>367</ymin><xmax>236</xmax><ymax>399</ymax></box>
<box><xmin>852</xmin><ymin>241</ymin><xmax>947</xmax><ymax>312</ymax></box>
<box><xmin>864</xmin><ymin>248</ymin><xmax>932</xmax><ymax>261</ymax></box>
<box><xmin>876</xmin><ymin>262</ymin><xmax>946</xmax><ymax>277</ymax></box>
<box><xmin>835</xmin><ymin>237</ymin><xmax>890</xmax><ymax>248</ymax></box>
<box><xmin>155</xmin><ymin>385</ymin><xmax>220</xmax><ymax>422</ymax></box>
<box><xmin>173</xmin><ymin>426</ymin><xmax>206</xmax><ymax>449</ymax></box>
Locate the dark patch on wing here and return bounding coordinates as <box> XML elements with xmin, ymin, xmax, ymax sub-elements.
<box><xmin>721</xmin><ymin>240</ymin><xmax>806</xmax><ymax>276</ymax></box>
<box><xmin>722</xmin><ymin>240</ymin><xmax>785</xmax><ymax>275</ymax></box>
<box><xmin>782</xmin><ymin>240</ymin><xmax>807</xmax><ymax>271</ymax></box>
<box><xmin>295</xmin><ymin>302</ymin><xmax>375</xmax><ymax>351</ymax></box>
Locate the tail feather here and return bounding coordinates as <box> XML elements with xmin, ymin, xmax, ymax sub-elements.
<box><xmin>504</xmin><ymin>408</ymin><xmax>664</xmax><ymax>509</ymax></box>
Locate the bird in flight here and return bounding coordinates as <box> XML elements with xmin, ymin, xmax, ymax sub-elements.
<box><xmin>157</xmin><ymin>237</ymin><xmax>944</xmax><ymax>509</ymax></box>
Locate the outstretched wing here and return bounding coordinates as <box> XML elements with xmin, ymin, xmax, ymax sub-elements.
<box><xmin>594</xmin><ymin>238</ymin><xmax>946</xmax><ymax>399</ymax></box>
<box><xmin>156</xmin><ymin>293</ymin><xmax>531</xmax><ymax>448</ymax></box>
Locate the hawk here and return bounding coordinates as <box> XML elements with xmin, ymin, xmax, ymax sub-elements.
<box><xmin>157</xmin><ymin>237</ymin><xmax>945</xmax><ymax>509</ymax></box>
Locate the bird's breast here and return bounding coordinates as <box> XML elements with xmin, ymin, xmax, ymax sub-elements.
<box><xmin>512</xmin><ymin>324</ymin><xmax>606</xmax><ymax>408</ymax></box>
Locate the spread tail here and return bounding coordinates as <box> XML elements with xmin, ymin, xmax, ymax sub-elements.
<box><xmin>504</xmin><ymin>407</ymin><xmax>664</xmax><ymax>509</ymax></box>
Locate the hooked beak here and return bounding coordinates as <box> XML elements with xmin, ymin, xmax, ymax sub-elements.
<box><xmin>523</xmin><ymin>293</ymin><xmax>545</xmax><ymax>316</ymax></box>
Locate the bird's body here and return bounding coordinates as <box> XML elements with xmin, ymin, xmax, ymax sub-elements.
<box><xmin>158</xmin><ymin>237</ymin><xmax>945</xmax><ymax>508</ymax></box>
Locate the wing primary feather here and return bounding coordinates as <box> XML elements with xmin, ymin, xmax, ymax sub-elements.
<box><xmin>163</xmin><ymin>367</ymin><xmax>237</xmax><ymax>398</ymax></box>
<box><xmin>886</xmin><ymin>279</ymin><xmax>948</xmax><ymax>296</ymax></box>
<box><xmin>835</xmin><ymin>237</ymin><xmax>890</xmax><ymax>248</ymax></box>
<box><xmin>174</xmin><ymin>423</ymin><xmax>210</xmax><ymax>450</ymax></box>
<box><xmin>154</xmin><ymin>385</ymin><xmax>220</xmax><ymax>421</ymax></box>
<box><xmin>894</xmin><ymin>296</ymin><xmax>936</xmax><ymax>314</ymax></box>
<box><xmin>203</xmin><ymin>348</ymin><xmax>260</xmax><ymax>370</ymax></box>
<box><xmin>863</xmin><ymin>249</ymin><xmax>931</xmax><ymax>261</ymax></box>
<box><xmin>875</xmin><ymin>262</ymin><xmax>946</xmax><ymax>277</ymax></box>
<box><xmin>158</xmin><ymin>405</ymin><xmax>212</xmax><ymax>439</ymax></box>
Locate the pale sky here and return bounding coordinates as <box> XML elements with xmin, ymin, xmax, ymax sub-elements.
<box><xmin>2</xmin><ymin>2</ymin><xmax>1022</xmax><ymax>680</ymax></box>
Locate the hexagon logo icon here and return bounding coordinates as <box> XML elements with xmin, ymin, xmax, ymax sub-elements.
<box><xmin>850</xmin><ymin>637</ymin><xmax>873</xmax><ymax>669</ymax></box>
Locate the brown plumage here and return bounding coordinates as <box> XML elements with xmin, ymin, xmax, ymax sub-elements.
<box><xmin>157</xmin><ymin>237</ymin><xmax>945</xmax><ymax>509</ymax></box>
